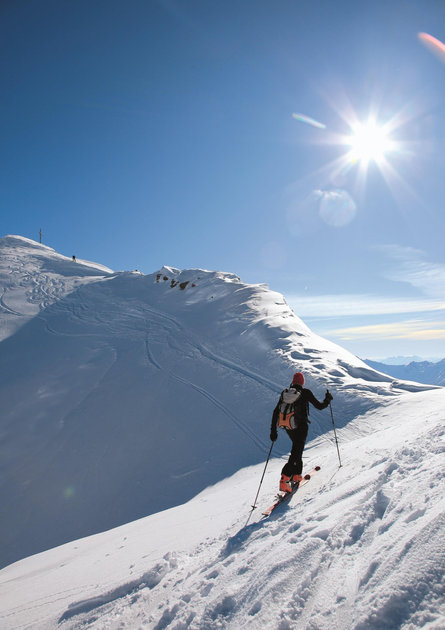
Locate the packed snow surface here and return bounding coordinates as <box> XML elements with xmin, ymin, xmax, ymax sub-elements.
<box><xmin>1</xmin><ymin>388</ymin><xmax>444</xmax><ymax>629</ymax></box>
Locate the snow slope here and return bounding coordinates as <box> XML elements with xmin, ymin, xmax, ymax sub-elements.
<box><xmin>1</xmin><ymin>388</ymin><xmax>443</xmax><ymax>630</ymax></box>
<box><xmin>0</xmin><ymin>235</ymin><xmax>113</xmax><ymax>341</ymax></box>
<box><xmin>0</xmin><ymin>235</ymin><xmax>434</xmax><ymax>569</ymax></box>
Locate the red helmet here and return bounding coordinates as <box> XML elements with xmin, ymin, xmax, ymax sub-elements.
<box><xmin>291</xmin><ymin>372</ymin><xmax>305</xmax><ymax>386</ymax></box>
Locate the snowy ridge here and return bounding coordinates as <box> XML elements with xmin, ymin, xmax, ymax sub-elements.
<box><xmin>0</xmin><ymin>235</ymin><xmax>113</xmax><ymax>341</ymax></box>
<box><xmin>1</xmin><ymin>388</ymin><xmax>443</xmax><ymax>629</ymax></box>
<box><xmin>0</xmin><ymin>235</ymin><xmax>436</xmax><ymax>570</ymax></box>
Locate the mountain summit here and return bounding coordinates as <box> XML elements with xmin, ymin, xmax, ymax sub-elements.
<box><xmin>0</xmin><ymin>236</ymin><xmax>433</xmax><ymax>568</ymax></box>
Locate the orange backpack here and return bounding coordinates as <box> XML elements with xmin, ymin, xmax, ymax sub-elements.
<box><xmin>277</xmin><ymin>387</ymin><xmax>302</xmax><ymax>430</ymax></box>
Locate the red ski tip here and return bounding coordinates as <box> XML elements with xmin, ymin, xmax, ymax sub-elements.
<box><xmin>304</xmin><ymin>474</ymin><xmax>311</xmax><ymax>480</ymax></box>
<box><xmin>315</xmin><ymin>466</ymin><xmax>321</xmax><ymax>471</ymax></box>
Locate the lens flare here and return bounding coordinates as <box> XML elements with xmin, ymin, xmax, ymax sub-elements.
<box><xmin>292</xmin><ymin>113</ymin><xmax>326</xmax><ymax>130</ymax></box>
<box><xmin>317</xmin><ymin>189</ymin><xmax>356</xmax><ymax>227</ymax></box>
<box><xmin>63</xmin><ymin>486</ymin><xmax>75</xmax><ymax>499</ymax></box>
<box><xmin>418</xmin><ymin>32</ymin><xmax>445</xmax><ymax>65</ymax></box>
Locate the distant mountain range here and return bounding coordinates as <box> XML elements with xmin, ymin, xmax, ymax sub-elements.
<box><xmin>372</xmin><ymin>355</ymin><xmax>431</xmax><ymax>365</ymax></box>
<box><xmin>364</xmin><ymin>358</ymin><xmax>445</xmax><ymax>386</ymax></box>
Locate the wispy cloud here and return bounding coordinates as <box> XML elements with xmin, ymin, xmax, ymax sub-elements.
<box><xmin>288</xmin><ymin>247</ymin><xmax>445</xmax><ymax>320</ymax></box>
<box><xmin>379</xmin><ymin>245</ymin><xmax>445</xmax><ymax>298</ymax></box>
<box><xmin>287</xmin><ymin>294</ymin><xmax>445</xmax><ymax>318</ymax></box>
<box><xmin>287</xmin><ymin>248</ymin><xmax>445</xmax><ymax>348</ymax></box>
<box><xmin>325</xmin><ymin>320</ymin><xmax>445</xmax><ymax>341</ymax></box>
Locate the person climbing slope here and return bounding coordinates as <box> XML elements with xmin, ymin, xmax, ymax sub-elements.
<box><xmin>270</xmin><ymin>371</ymin><xmax>333</xmax><ymax>493</ymax></box>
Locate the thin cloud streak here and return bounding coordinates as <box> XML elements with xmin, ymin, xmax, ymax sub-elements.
<box><xmin>287</xmin><ymin>294</ymin><xmax>445</xmax><ymax>318</ymax></box>
<box><xmin>325</xmin><ymin>319</ymin><xmax>445</xmax><ymax>341</ymax></box>
<box><xmin>379</xmin><ymin>245</ymin><xmax>445</xmax><ymax>298</ymax></box>
<box><xmin>288</xmin><ymin>247</ymin><xmax>445</xmax><ymax>321</ymax></box>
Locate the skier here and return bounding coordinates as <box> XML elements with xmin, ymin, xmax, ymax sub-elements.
<box><xmin>270</xmin><ymin>372</ymin><xmax>333</xmax><ymax>493</ymax></box>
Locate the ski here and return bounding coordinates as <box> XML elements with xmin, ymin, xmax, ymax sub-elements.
<box><xmin>261</xmin><ymin>466</ymin><xmax>321</xmax><ymax>517</ymax></box>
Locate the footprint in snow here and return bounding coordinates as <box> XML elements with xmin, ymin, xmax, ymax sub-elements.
<box><xmin>404</xmin><ymin>508</ymin><xmax>426</xmax><ymax>523</ymax></box>
<box><xmin>200</xmin><ymin>582</ymin><xmax>213</xmax><ymax>597</ymax></box>
<box><xmin>249</xmin><ymin>600</ymin><xmax>262</xmax><ymax>616</ymax></box>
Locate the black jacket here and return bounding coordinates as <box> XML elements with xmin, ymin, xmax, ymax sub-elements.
<box><xmin>270</xmin><ymin>385</ymin><xmax>331</xmax><ymax>433</ymax></box>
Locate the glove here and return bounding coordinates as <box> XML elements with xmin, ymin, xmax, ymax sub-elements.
<box><xmin>324</xmin><ymin>390</ymin><xmax>333</xmax><ymax>404</ymax></box>
<box><xmin>270</xmin><ymin>429</ymin><xmax>278</xmax><ymax>442</ymax></box>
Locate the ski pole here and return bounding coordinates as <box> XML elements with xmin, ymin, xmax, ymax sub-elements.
<box><xmin>245</xmin><ymin>441</ymin><xmax>274</xmax><ymax>526</ymax></box>
<box><xmin>329</xmin><ymin>400</ymin><xmax>342</xmax><ymax>468</ymax></box>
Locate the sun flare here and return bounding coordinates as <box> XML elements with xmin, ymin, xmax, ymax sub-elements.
<box><xmin>346</xmin><ymin>119</ymin><xmax>393</xmax><ymax>165</ymax></box>
<box><xmin>300</xmin><ymin>96</ymin><xmax>414</xmax><ymax>211</ymax></box>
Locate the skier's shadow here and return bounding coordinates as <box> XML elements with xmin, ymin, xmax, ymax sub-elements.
<box><xmin>220</xmin><ymin>502</ymin><xmax>291</xmax><ymax>559</ymax></box>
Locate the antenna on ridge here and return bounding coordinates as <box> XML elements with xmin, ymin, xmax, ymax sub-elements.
<box><xmin>39</xmin><ymin>228</ymin><xmax>42</xmax><ymax>244</ymax></box>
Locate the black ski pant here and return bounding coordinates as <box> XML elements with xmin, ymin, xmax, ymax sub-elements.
<box><xmin>281</xmin><ymin>423</ymin><xmax>309</xmax><ymax>478</ymax></box>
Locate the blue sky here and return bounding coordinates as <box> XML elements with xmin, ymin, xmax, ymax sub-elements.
<box><xmin>1</xmin><ymin>0</ymin><xmax>445</xmax><ymax>360</ymax></box>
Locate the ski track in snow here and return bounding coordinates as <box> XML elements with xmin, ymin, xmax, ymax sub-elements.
<box><xmin>170</xmin><ymin>371</ymin><xmax>267</xmax><ymax>452</ymax></box>
<box><xmin>141</xmin><ymin>316</ymin><xmax>270</xmax><ymax>452</ymax></box>
<box><xmin>141</xmin><ymin>303</ymin><xmax>282</xmax><ymax>393</ymax></box>
<box><xmin>44</xmin><ymin>294</ymin><xmax>282</xmax><ymax>397</ymax></box>
<box><xmin>0</xmin><ymin>288</ymin><xmax>24</xmax><ymax>316</ymax></box>
<box><xmin>71</xmin><ymin>294</ymin><xmax>280</xmax><ymax>454</ymax></box>
<box><xmin>144</xmin><ymin>337</ymin><xmax>162</xmax><ymax>371</ymax></box>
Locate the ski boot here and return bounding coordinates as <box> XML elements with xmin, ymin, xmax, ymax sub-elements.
<box><xmin>279</xmin><ymin>474</ymin><xmax>292</xmax><ymax>493</ymax></box>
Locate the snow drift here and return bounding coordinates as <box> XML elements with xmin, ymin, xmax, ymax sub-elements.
<box><xmin>0</xmin><ymin>235</ymin><xmax>434</xmax><ymax>569</ymax></box>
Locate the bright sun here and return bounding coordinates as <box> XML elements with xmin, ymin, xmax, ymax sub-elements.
<box><xmin>314</xmin><ymin>102</ymin><xmax>409</xmax><ymax>204</ymax></box>
<box><xmin>346</xmin><ymin>119</ymin><xmax>393</xmax><ymax>165</ymax></box>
